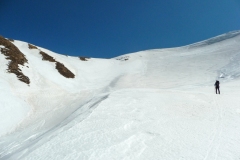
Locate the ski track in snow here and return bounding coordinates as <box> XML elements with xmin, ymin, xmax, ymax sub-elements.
<box><xmin>203</xmin><ymin>96</ymin><xmax>223</xmax><ymax>160</ymax></box>
<box><xmin>1</xmin><ymin>31</ymin><xmax>240</xmax><ymax>159</ymax></box>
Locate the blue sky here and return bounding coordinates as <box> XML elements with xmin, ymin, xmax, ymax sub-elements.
<box><xmin>1</xmin><ymin>0</ymin><xmax>240</xmax><ymax>58</ymax></box>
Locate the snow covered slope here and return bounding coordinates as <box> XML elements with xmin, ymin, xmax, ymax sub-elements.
<box><xmin>1</xmin><ymin>31</ymin><xmax>240</xmax><ymax>160</ymax></box>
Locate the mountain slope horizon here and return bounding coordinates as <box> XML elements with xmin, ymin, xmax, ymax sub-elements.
<box><xmin>1</xmin><ymin>30</ymin><xmax>240</xmax><ymax>159</ymax></box>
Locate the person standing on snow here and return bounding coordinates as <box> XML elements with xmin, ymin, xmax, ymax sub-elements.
<box><xmin>214</xmin><ymin>80</ymin><xmax>220</xmax><ymax>94</ymax></box>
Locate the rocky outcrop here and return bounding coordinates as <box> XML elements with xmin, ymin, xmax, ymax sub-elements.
<box><xmin>38</xmin><ymin>50</ymin><xmax>75</xmax><ymax>78</ymax></box>
<box><xmin>0</xmin><ymin>36</ymin><xmax>30</xmax><ymax>84</ymax></box>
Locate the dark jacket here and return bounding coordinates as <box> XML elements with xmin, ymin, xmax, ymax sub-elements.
<box><xmin>215</xmin><ymin>81</ymin><xmax>220</xmax><ymax>88</ymax></box>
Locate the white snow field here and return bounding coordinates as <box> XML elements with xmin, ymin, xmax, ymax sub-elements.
<box><xmin>1</xmin><ymin>31</ymin><xmax>240</xmax><ymax>160</ymax></box>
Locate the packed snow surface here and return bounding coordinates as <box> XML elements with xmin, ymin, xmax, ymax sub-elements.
<box><xmin>1</xmin><ymin>31</ymin><xmax>240</xmax><ymax>159</ymax></box>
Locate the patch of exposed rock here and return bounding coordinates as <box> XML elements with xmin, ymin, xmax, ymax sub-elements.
<box><xmin>56</xmin><ymin>62</ymin><xmax>75</xmax><ymax>78</ymax></box>
<box><xmin>28</xmin><ymin>44</ymin><xmax>75</xmax><ymax>78</ymax></box>
<box><xmin>0</xmin><ymin>36</ymin><xmax>30</xmax><ymax>84</ymax></box>
<box><xmin>28</xmin><ymin>44</ymin><xmax>38</xmax><ymax>49</ymax></box>
<box><xmin>38</xmin><ymin>51</ymin><xmax>75</xmax><ymax>78</ymax></box>
<box><xmin>79</xmin><ymin>56</ymin><xmax>90</xmax><ymax>61</ymax></box>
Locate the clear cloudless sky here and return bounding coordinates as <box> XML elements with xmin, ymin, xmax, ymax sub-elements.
<box><xmin>1</xmin><ymin>0</ymin><xmax>240</xmax><ymax>58</ymax></box>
